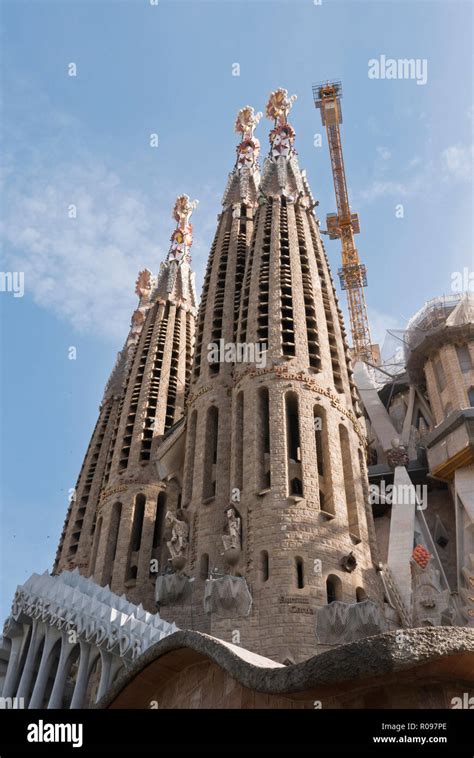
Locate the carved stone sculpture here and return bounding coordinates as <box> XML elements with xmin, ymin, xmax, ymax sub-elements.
<box><xmin>222</xmin><ymin>506</ymin><xmax>241</xmax><ymax>564</ymax></box>
<box><xmin>411</xmin><ymin>554</ymin><xmax>451</xmax><ymax>626</ymax></box>
<box><xmin>166</xmin><ymin>510</ymin><xmax>189</xmax><ymax>570</ymax></box>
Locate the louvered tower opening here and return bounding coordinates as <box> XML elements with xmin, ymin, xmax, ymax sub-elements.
<box><xmin>65</xmin><ymin>402</ymin><xmax>111</xmax><ymax>558</ymax></box>
<box><xmin>139</xmin><ymin>304</ymin><xmax>169</xmax><ymax>461</ymax></box>
<box><xmin>308</xmin><ymin>217</ymin><xmax>344</xmax><ymax>391</ymax></box>
<box><xmin>119</xmin><ymin>305</ymin><xmax>158</xmax><ymax>471</ymax></box>
<box><xmin>257</xmin><ymin>202</ymin><xmax>272</xmax><ymax>351</ymax></box>
<box><xmin>279</xmin><ymin>198</ymin><xmax>295</xmax><ymax>357</ymax></box>
<box><xmin>233</xmin><ymin>205</ymin><xmax>248</xmax><ymax>343</ymax></box>
<box><xmin>63</xmin><ymin>418</ymin><xmax>98</xmax><ymax>558</ymax></box>
<box><xmin>239</xmin><ymin>205</ymin><xmax>261</xmax><ymax>344</ymax></box>
<box><xmin>184</xmin><ymin>313</ymin><xmax>193</xmax><ymax>400</ymax></box>
<box><xmin>193</xmin><ymin>226</ymin><xmax>220</xmax><ymax>381</ymax></box>
<box><xmin>209</xmin><ymin>223</ymin><xmax>231</xmax><ymax>376</ymax></box>
<box><xmin>103</xmin><ymin>374</ymin><xmax>130</xmax><ymax>488</ymax></box>
<box><xmin>295</xmin><ymin>207</ymin><xmax>322</xmax><ymax>371</ymax></box>
<box><xmin>164</xmin><ymin>306</ymin><xmax>181</xmax><ymax>431</ymax></box>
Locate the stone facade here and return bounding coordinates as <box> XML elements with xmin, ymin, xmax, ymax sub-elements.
<box><xmin>54</xmin><ymin>197</ymin><xmax>198</xmax><ymax>612</ymax></box>
<box><xmin>100</xmin><ymin>628</ymin><xmax>474</xmax><ymax>711</ymax></box>
<box><xmin>157</xmin><ymin>92</ymin><xmax>382</xmax><ymax>663</ymax></box>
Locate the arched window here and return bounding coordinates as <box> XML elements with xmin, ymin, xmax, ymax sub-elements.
<box><xmin>89</xmin><ymin>516</ymin><xmax>102</xmax><ymax>577</ymax></box>
<box><xmin>130</xmin><ymin>494</ymin><xmax>145</xmax><ymax>553</ymax></box>
<box><xmin>356</xmin><ymin>587</ymin><xmax>368</xmax><ymax>602</ymax></box>
<box><xmin>257</xmin><ymin>387</ymin><xmax>271</xmax><ymax>489</ymax></box>
<box><xmin>103</xmin><ymin>502</ymin><xmax>122</xmax><ymax>586</ymax></box>
<box><xmin>326</xmin><ymin>574</ymin><xmax>342</xmax><ymax>603</ymax></box>
<box><xmin>126</xmin><ymin>494</ymin><xmax>146</xmax><ymax>581</ymax></box>
<box><xmin>183</xmin><ymin>410</ymin><xmax>197</xmax><ymax>504</ymax></box>
<box><xmin>339</xmin><ymin>425</ymin><xmax>360</xmax><ymax>539</ymax></box>
<box><xmin>235</xmin><ymin>392</ymin><xmax>244</xmax><ymax>491</ymax></box>
<box><xmin>468</xmin><ymin>387</ymin><xmax>474</xmax><ymax>407</ymax></box>
<box><xmin>313</xmin><ymin>405</ymin><xmax>334</xmax><ymax>515</ymax></box>
<box><xmin>286</xmin><ymin>393</ymin><xmax>300</xmax><ymax>461</ymax></box>
<box><xmin>199</xmin><ymin>553</ymin><xmax>209</xmax><ymax>580</ymax></box>
<box><xmin>314</xmin><ymin>409</ymin><xmax>324</xmax><ymax>476</ymax></box>
<box><xmin>259</xmin><ymin>550</ymin><xmax>269</xmax><ymax>583</ymax></box>
<box><xmin>150</xmin><ymin>491</ymin><xmax>166</xmax><ymax>574</ymax></box>
<box><xmin>203</xmin><ymin>406</ymin><xmax>219</xmax><ymax>499</ymax></box>
<box><xmin>286</xmin><ymin>392</ymin><xmax>303</xmax><ymax>496</ymax></box>
<box><xmin>295</xmin><ymin>556</ymin><xmax>304</xmax><ymax>589</ymax></box>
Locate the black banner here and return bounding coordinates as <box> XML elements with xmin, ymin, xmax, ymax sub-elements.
<box><xmin>0</xmin><ymin>708</ymin><xmax>473</xmax><ymax>755</ymax></box>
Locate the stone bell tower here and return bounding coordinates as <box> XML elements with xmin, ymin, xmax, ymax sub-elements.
<box><xmin>54</xmin><ymin>196</ymin><xmax>198</xmax><ymax>611</ymax></box>
<box><xmin>159</xmin><ymin>91</ymin><xmax>382</xmax><ymax>664</ymax></box>
<box><xmin>155</xmin><ymin>105</ymin><xmax>262</xmax><ymax>630</ymax></box>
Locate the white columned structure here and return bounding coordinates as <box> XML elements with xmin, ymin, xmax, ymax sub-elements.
<box><xmin>70</xmin><ymin>642</ymin><xmax>95</xmax><ymax>709</ymax></box>
<box><xmin>15</xmin><ymin>620</ymin><xmax>44</xmax><ymax>704</ymax></box>
<box><xmin>1</xmin><ymin>620</ymin><xmax>28</xmax><ymax>699</ymax></box>
<box><xmin>28</xmin><ymin>626</ymin><xmax>61</xmax><ymax>709</ymax></box>
<box><xmin>47</xmin><ymin>638</ymin><xmax>78</xmax><ymax>709</ymax></box>
<box><xmin>1</xmin><ymin>569</ymin><xmax>178</xmax><ymax>708</ymax></box>
<box><xmin>95</xmin><ymin>651</ymin><xmax>123</xmax><ymax>703</ymax></box>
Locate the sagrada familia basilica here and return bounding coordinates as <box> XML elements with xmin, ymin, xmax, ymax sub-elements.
<box><xmin>1</xmin><ymin>89</ymin><xmax>473</xmax><ymax>709</ymax></box>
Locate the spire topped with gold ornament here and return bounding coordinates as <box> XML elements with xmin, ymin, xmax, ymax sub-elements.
<box><xmin>222</xmin><ymin>105</ymin><xmax>262</xmax><ymax>207</ymax></box>
<box><xmin>151</xmin><ymin>194</ymin><xmax>199</xmax><ymax>307</ymax></box>
<box><xmin>234</xmin><ymin>105</ymin><xmax>262</xmax><ymax>170</ymax></box>
<box><xmin>266</xmin><ymin>87</ymin><xmax>297</xmax><ymax>160</ymax></box>
<box><xmin>261</xmin><ymin>87</ymin><xmax>305</xmax><ymax>199</ymax></box>
<box><xmin>167</xmin><ymin>194</ymin><xmax>199</xmax><ymax>265</ymax></box>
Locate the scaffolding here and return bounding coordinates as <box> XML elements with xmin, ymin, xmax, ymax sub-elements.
<box><xmin>404</xmin><ymin>294</ymin><xmax>468</xmax><ymax>358</ymax></box>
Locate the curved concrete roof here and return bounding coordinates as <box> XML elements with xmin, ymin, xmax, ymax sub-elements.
<box><xmin>97</xmin><ymin>627</ymin><xmax>474</xmax><ymax>708</ymax></box>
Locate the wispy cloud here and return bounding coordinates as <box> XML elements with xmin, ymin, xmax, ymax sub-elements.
<box><xmin>1</xmin><ymin>160</ymin><xmax>162</xmax><ymax>341</ymax></box>
<box><xmin>441</xmin><ymin>144</ymin><xmax>474</xmax><ymax>181</ymax></box>
<box><xmin>1</xmin><ymin>159</ymin><xmax>220</xmax><ymax>342</ymax></box>
<box><xmin>357</xmin><ymin>141</ymin><xmax>472</xmax><ymax>205</ymax></box>
<box><xmin>376</xmin><ymin>146</ymin><xmax>391</xmax><ymax>161</ymax></box>
<box><xmin>357</xmin><ymin>177</ymin><xmax>423</xmax><ymax>203</ymax></box>
<box><xmin>0</xmin><ymin>75</ymin><xmax>219</xmax><ymax>343</ymax></box>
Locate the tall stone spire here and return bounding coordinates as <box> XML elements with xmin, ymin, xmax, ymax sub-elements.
<box><xmin>160</xmin><ymin>90</ymin><xmax>382</xmax><ymax>664</ymax></box>
<box><xmin>221</xmin><ymin>105</ymin><xmax>262</xmax><ymax>207</ymax></box>
<box><xmin>54</xmin><ymin>197</ymin><xmax>198</xmax><ymax>611</ymax></box>
<box><xmin>153</xmin><ymin>105</ymin><xmax>262</xmax><ymax>627</ymax></box>
<box><xmin>189</xmin><ymin>105</ymin><xmax>262</xmax><ymax>389</ymax></box>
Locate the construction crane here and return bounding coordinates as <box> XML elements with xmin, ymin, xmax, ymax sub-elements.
<box><xmin>313</xmin><ymin>81</ymin><xmax>374</xmax><ymax>364</ymax></box>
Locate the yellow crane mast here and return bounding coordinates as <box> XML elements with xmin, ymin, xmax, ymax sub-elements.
<box><xmin>313</xmin><ymin>81</ymin><xmax>374</xmax><ymax>364</ymax></box>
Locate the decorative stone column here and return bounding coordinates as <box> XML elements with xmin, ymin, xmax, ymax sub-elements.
<box><xmin>28</xmin><ymin>626</ymin><xmax>61</xmax><ymax>709</ymax></box>
<box><xmin>16</xmin><ymin>620</ymin><xmax>44</xmax><ymax>704</ymax></box>
<box><xmin>47</xmin><ymin>635</ymin><xmax>77</xmax><ymax>709</ymax></box>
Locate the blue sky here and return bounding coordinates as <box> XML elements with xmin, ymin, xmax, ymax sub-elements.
<box><xmin>1</xmin><ymin>0</ymin><xmax>472</xmax><ymax>620</ymax></box>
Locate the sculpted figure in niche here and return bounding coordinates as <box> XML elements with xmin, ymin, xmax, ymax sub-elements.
<box><xmin>165</xmin><ymin>510</ymin><xmax>189</xmax><ymax>562</ymax></box>
<box><xmin>222</xmin><ymin>506</ymin><xmax>241</xmax><ymax>561</ymax></box>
